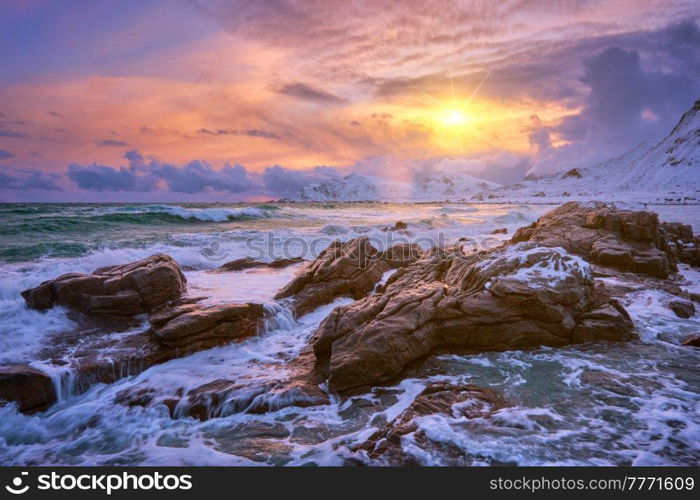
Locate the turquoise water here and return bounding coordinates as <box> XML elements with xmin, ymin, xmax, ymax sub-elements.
<box><xmin>0</xmin><ymin>203</ymin><xmax>286</xmax><ymax>262</ymax></box>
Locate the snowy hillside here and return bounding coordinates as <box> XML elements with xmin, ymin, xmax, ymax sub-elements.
<box><xmin>300</xmin><ymin>172</ymin><xmax>499</xmax><ymax>202</ymax></box>
<box><xmin>491</xmin><ymin>99</ymin><xmax>700</xmax><ymax>203</ymax></box>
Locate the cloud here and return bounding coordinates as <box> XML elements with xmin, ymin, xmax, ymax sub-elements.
<box><xmin>151</xmin><ymin>160</ymin><xmax>254</xmax><ymax>193</ymax></box>
<box><xmin>262</xmin><ymin>165</ymin><xmax>338</xmax><ymax>197</ymax></box>
<box><xmin>0</xmin><ymin>166</ymin><xmax>62</xmax><ymax>190</ymax></box>
<box><xmin>68</xmin><ymin>150</ymin><xmax>256</xmax><ymax>194</ymax></box>
<box><xmin>97</xmin><ymin>139</ymin><xmax>129</xmax><ymax>147</ymax></box>
<box><xmin>0</xmin><ymin>128</ymin><xmax>30</xmax><ymax>139</ymax></box>
<box><xmin>527</xmin><ymin>21</ymin><xmax>700</xmax><ymax>175</ymax></box>
<box><xmin>197</xmin><ymin>128</ymin><xmax>280</xmax><ymax>139</ymax></box>
<box><xmin>0</xmin><ymin>150</ymin><xmax>14</xmax><ymax>160</ymax></box>
<box><xmin>277</xmin><ymin>82</ymin><xmax>345</xmax><ymax>104</ymax></box>
<box><xmin>67</xmin><ymin>163</ymin><xmax>158</xmax><ymax>192</ymax></box>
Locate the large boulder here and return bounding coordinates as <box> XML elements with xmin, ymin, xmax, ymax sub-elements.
<box><xmin>21</xmin><ymin>254</ymin><xmax>186</xmax><ymax>316</ymax></box>
<box><xmin>313</xmin><ymin>242</ymin><xmax>635</xmax><ymax>392</ymax></box>
<box><xmin>150</xmin><ymin>302</ymin><xmax>264</xmax><ymax>348</ymax></box>
<box><xmin>0</xmin><ymin>365</ymin><xmax>56</xmax><ymax>413</ymax></box>
<box><xmin>512</xmin><ymin>202</ymin><xmax>675</xmax><ymax>278</ymax></box>
<box><xmin>275</xmin><ymin>237</ymin><xmax>388</xmax><ymax>315</ymax></box>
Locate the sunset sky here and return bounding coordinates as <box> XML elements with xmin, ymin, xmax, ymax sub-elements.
<box><xmin>1</xmin><ymin>0</ymin><xmax>699</xmax><ymax>201</ymax></box>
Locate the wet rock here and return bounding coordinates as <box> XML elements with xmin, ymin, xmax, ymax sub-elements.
<box><xmin>116</xmin><ymin>372</ymin><xmax>328</xmax><ymax>421</ymax></box>
<box><xmin>512</xmin><ymin>202</ymin><xmax>675</xmax><ymax>278</ymax></box>
<box><xmin>210</xmin><ymin>257</ymin><xmax>304</xmax><ymax>273</ymax></box>
<box><xmin>150</xmin><ymin>302</ymin><xmax>264</xmax><ymax>348</ymax></box>
<box><xmin>669</xmin><ymin>299</ymin><xmax>695</xmax><ymax>319</ymax></box>
<box><xmin>31</xmin><ymin>299</ymin><xmax>266</xmax><ymax>406</ymax></box>
<box><xmin>534</xmin><ymin>191</ymin><xmax>546</xmax><ymax>197</ymax></box>
<box><xmin>21</xmin><ymin>254</ymin><xmax>186</xmax><ymax>316</ymax></box>
<box><xmin>490</xmin><ymin>227</ymin><xmax>508</xmax><ymax>234</ymax></box>
<box><xmin>681</xmin><ymin>333</ymin><xmax>700</xmax><ymax>347</ymax></box>
<box><xmin>0</xmin><ymin>365</ymin><xmax>56</xmax><ymax>414</ymax></box>
<box><xmin>380</xmin><ymin>242</ymin><xmax>424</xmax><ymax>269</ymax></box>
<box><xmin>275</xmin><ymin>237</ymin><xmax>388</xmax><ymax>316</ymax></box>
<box><xmin>661</xmin><ymin>222</ymin><xmax>700</xmax><ymax>267</ymax></box>
<box><xmin>314</xmin><ymin>242</ymin><xmax>635</xmax><ymax>392</ymax></box>
<box><xmin>393</xmin><ymin>221</ymin><xmax>408</xmax><ymax>230</ymax></box>
<box><xmin>355</xmin><ymin>383</ymin><xmax>506</xmax><ymax>464</ymax></box>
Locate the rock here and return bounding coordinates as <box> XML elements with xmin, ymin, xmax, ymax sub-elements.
<box><xmin>512</xmin><ymin>202</ymin><xmax>675</xmax><ymax>278</ymax></box>
<box><xmin>313</xmin><ymin>242</ymin><xmax>635</xmax><ymax>392</ymax></box>
<box><xmin>210</xmin><ymin>257</ymin><xmax>304</xmax><ymax>273</ymax></box>
<box><xmin>534</xmin><ymin>191</ymin><xmax>546</xmax><ymax>197</ymax></box>
<box><xmin>669</xmin><ymin>299</ymin><xmax>695</xmax><ymax>319</ymax></box>
<box><xmin>21</xmin><ymin>254</ymin><xmax>186</xmax><ymax>316</ymax></box>
<box><xmin>681</xmin><ymin>333</ymin><xmax>700</xmax><ymax>347</ymax></box>
<box><xmin>393</xmin><ymin>221</ymin><xmax>408</xmax><ymax>230</ymax></box>
<box><xmin>117</xmin><ymin>377</ymin><xmax>328</xmax><ymax>421</ymax></box>
<box><xmin>354</xmin><ymin>383</ymin><xmax>506</xmax><ymax>464</ymax></box>
<box><xmin>150</xmin><ymin>302</ymin><xmax>264</xmax><ymax>348</ymax></box>
<box><xmin>380</xmin><ymin>242</ymin><xmax>424</xmax><ymax>269</ymax></box>
<box><xmin>563</xmin><ymin>168</ymin><xmax>583</xmax><ymax>179</ymax></box>
<box><xmin>28</xmin><ymin>299</ymin><xmax>266</xmax><ymax>409</ymax></box>
<box><xmin>662</xmin><ymin>222</ymin><xmax>694</xmax><ymax>241</ymax></box>
<box><xmin>115</xmin><ymin>348</ymin><xmax>328</xmax><ymax>420</ymax></box>
<box><xmin>490</xmin><ymin>227</ymin><xmax>508</xmax><ymax>234</ymax></box>
<box><xmin>0</xmin><ymin>365</ymin><xmax>56</xmax><ymax>414</ymax></box>
<box><xmin>661</xmin><ymin>222</ymin><xmax>700</xmax><ymax>267</ymax></box>
<box><xmin>275</xmin><ymin>237</ymin><xmax>388</xmax><ymax>316</ymax></box>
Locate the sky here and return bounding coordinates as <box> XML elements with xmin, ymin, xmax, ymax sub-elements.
<box><xmin>0</xmin><ymin>0</ymin><xmax>699</xmax><ymax>201</ymax></box>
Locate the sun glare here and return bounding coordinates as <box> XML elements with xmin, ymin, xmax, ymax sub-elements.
<box><xmin>440</xmin><ymin>108</ymin><xmax>468</xmax><ymax>127</ymax></box>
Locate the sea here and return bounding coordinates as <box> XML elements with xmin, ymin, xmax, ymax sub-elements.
<box><xmin>0</xmin><ymin>202</ymin><xmax>698</xmax><ymax>465</ymax></box>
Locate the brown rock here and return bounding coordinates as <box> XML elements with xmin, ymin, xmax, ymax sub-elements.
<box><xmin>681</xmin><ymin>333</ymin><xmax>700</xmax><ymax>347</ymax></box>
<box><xmin>210</xmin><ymin>257</ymin><xmax>304</xmax><ymax>273</ymax></box>
<box><xmin>313</xmin><ymin>242</ymin><xmax>635</xmax><ymax>392</ymax></box>
<box><xmin>355</xmin><ymin>383</ymin><xmax>506</xmax><ymax>464</ymax></box>
<box><xmin>21</xmin><ymin>254</ymin><xmax>186</xmax><ymax>316</ymax></box>
<box><xmin>150</xmin><ymin>302</ymin><xmax>264</xmax><ymax>348</ymax></box>
<box><xmin>512</xmin><ymin>202</ymin><xmax>675</xmax><ymax>278</ymax></box>
<box><xmin>275</xmin><ymin>237</ymin><xmax>388</xmax><ymax>316</ymax></box>
<box><xmin>115</xmin><ymin>348</ymin><xmax>329</xmax><ymax>420</ymax></box>
<box><xmin>669</xmin><ymin>299</ymin><xmax>695</xmax><ymax>319</ymax></box>
<box><xmin>380</xmin><ymin>242</ymin><xmax>424</xmax><ymax>269</ymax></box>
<box><xmin>393</xmin><ymin>221</ymin><xmax>408</xmax><ymax>230</ymax></box>
<box><xmin>490</xmin><ymin>227</ymin><xmax>508</xmax><ymax>234</ymax></box>
<box><xmin>661</xmin><ymin>222</ymin><xmax>700</xmax><ymax>267</ymax></box>
<box><xmin>0</xmin><ymin>365</ymin><xmax>56</xmax><ymax>414</ymax></box>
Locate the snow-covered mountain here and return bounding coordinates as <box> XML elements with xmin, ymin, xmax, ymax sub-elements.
<box><xmin>298</xmin><ymin>99</ymin><xmax>699</xmax><ymax>203</ymax></box>
<box><xmin>300</xmin><ymin>172</ymin><xmax>499</xmax><ymax>202</ymax></box>
<box><xmin>492</xmin><ymin>99</ymin><xmax>700</xmax><ymax>203</ymax></box>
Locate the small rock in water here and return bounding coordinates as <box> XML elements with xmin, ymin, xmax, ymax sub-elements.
<box><xmin>681</xmin><ymin>333</ymin><xmax>700</xmax><ymax>347</ymax></box>
<box><xmin>669</xmin><ymin>299</ymin><xmax>695</xmax><ymax>319</ymax></box>
<box><xmin>490</xmin><ymin>227</ymin><xmax>508</xmax><ymax>234</ymax></box>
<box><xmin>0</xmin><ymin>365</ymin><xmax>56</xmax><ymax>414</ymax></box>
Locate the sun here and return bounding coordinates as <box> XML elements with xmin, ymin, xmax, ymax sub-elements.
<box><xmin>440</xmin><ymin>108</ymin><xmax>468</xmax><ymax>127</ymax></box>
